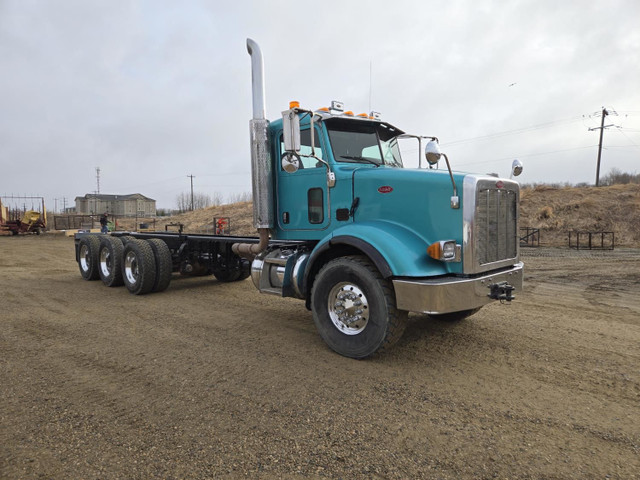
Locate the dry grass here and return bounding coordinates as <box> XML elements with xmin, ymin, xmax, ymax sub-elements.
<box><xmin>55</xmin><ymin>184</ymin><xmax>640</xmax><ymax>247</ymax></box>
<box><xmin>520</xmin><ymin>183</ymin><xmax>640</xmax><ymax>246</ymax></box>
<box><xmin>153</xmin><ymin>202</ymin><xmax>256</xmax><ymax>236</ymax></box>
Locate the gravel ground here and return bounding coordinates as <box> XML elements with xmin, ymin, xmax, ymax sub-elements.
<box><xmin>1</xmin><ymin>236</ymin><xmax>639</xmax><ymax>479</ymax></box>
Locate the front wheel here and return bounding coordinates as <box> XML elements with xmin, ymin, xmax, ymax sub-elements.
<box><xmin>311</xmin><ymin>255</ymin><xmax>407</xmax><ymax>359</ymax></box>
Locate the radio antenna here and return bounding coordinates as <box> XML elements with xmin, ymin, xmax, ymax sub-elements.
<box><xmin>369</xmin><ymin>60</ymin><xmax>372</xmax><ymax>112</ymax></box>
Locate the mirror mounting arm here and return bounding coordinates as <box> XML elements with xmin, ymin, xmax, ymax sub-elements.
<box><xmin>441</xmin><ymin>153</ymin><xmax>459</xmax><ymax>209</ymax></box>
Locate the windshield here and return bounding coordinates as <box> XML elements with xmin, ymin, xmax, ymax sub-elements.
<box><xmin>326</xmin><ymin>119</ymin><xmax>403</xmax><ymax>168</ymax></box>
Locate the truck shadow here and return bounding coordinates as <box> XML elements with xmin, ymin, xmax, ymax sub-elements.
<box><xmin>163</xmin><ymin>274</ymin><xmax>248</xmax><ymax>292</ymax></box>
<box><xmin>389</xmin><ymin>312</ymin><xmax>497</xmax><ymax>361</ymax></box>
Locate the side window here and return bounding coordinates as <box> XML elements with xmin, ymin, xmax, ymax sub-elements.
<box><xmin>280</xmin><ymin>128</ymin><xmax>324</xmax><ymax>169</ymax></box>
<box><xmin>308</xmin><ymin>188</ymin><xmax>324</xmax><ymax>224</ymax></box>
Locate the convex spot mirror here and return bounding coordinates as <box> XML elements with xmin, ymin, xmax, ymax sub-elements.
<box><xmin>511</xmin><ymin>159</ymin><xmax>523</xmax><ymax>177</ymax></box>
<box><xmin>425</xmin><ymin>140</ymin><xmax>442</xmax><ymax>166</ymax></box>
<box><xmin>282</xmin><ymin>152</ymin><xmax>300</xmax><ymax>173</ymax></box>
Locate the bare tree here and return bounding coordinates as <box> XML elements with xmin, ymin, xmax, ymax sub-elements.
<box><xmin>227</xmin><ymin>191</ymin><xmax>252</xmax><ymax>204</ymax></box>
<box><xmin>176</xmin><ymin>192</ymin><xmax>222</xmax><ymax>212</ymax></box>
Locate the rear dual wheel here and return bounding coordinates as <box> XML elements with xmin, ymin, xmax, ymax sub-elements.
<box><xmin>122</xmin><ymin>239</ymin><xmax>157</xmax><ymax>295</ymax></box>
<box><xmin>98</xmin><ymin>236</ymin><xmax>124</xmax><ymax>287</ymax></box>
<box><xmin>78</xmin><ymin>235</ymin><xmax>173</xmax><ymax>294</ymax></box>
<box><xmin>146</xmin><ymin>239</ymin><xmax>172</xmax><ymax>293</ymax></box>
<box><xmin>78</xmin><ymin>235</ymin><xmax>101</xmax><ymax>280</ymax></box>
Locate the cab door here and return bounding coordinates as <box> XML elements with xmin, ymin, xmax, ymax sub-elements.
<box><xmin>276</xmin><ymin>126</ymin><xmax>330</xmax><ymax>237</ymax></box>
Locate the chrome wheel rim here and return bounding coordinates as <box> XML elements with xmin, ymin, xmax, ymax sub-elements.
<box><xmin>124</xmin><ymin>251</ymin><xmax>139</xmax><ymax>285</ymax></box>
<box><xmin>99</xmin><ymin>248</ymin><xmax>111</xmax><ymax>277</ymax></box>
<box><xmin>80</xmin><ymin>244</ymin><xmax>90</xmax><ymax>272</ymax></box>
<box><xmin>327</xmin><ymin>282</ymin><xmax>369</xmax><ymax>335</ymax></box>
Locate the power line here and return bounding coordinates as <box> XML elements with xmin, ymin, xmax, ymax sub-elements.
<box><xmin>441</xmin><ymin>116</ymin><xmax>584</xmax><ymax>147</ymax></box>
<box><xmin>455</xmin><ymin>145</ymin><xmax>597</xmax><ymax>167</ymax></box>
<box><xmin>613</xmin><ymin>127</ymin><xmax>640</xmax><ymax>148</ymax></box>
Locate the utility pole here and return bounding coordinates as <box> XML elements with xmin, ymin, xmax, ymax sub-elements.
<box><xmin>589</xmin><ymin>107</ymin><xmax>612</xmax><ymax>187</ymax></box>
<box><xmin>187</xmin><ymin>174</ymin><xmax>195</xmax><ymax>211</ymax></box>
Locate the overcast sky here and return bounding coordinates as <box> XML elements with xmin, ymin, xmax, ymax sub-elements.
<box><xmin>1</xmin><ymin>0</ymin><xmax>639</xmax><ymax>211</ymax></box>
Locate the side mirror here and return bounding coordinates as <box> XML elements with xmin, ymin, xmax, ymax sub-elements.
<box><xmin>511</xmin><ymin>159</ymin><xmax>523</xmax><ymax>177</ymax></box>
<box><xmin>282</xmin><ymin>110</ymin><xmax>300</xmax><ymax>153</ymax></box>
<box><xmin>425</xmin><ymin>140</ymin><xmax>442</xmax><ymax>165</ymax></box>
<box><xmin>281</xmin><ymin>152</ymin><xmax>300</xmax><ymax>174</ymax></box>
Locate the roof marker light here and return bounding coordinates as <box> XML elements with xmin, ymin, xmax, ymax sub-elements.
<box><xmin>357</xmin><ymin>113</ymin><xmax>368</xmax><ymax>117</ymax></box>
<box><xmin>289</xmin><ymin>101</ymin><xmax>300</xmax><ymax>109</ymax></box>
<box><xmin>344</xmin><ymin>111</ymin><xmax>354</xmax><ymax>116</ymax></box>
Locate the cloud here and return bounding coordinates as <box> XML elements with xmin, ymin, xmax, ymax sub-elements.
<box><xmin>1</xmin><ymin>0</ymin><xmax>638</xmax><ymax>211</ymax></box>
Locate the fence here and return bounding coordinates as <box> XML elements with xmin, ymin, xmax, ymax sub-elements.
<box><xmin>53</xmin><ymin>214</ymin><xmax>157</xmax><ymax>232</ymax></box>
<box><xmin>568</xmin><ymin>231</ymin><xmax>614</xmax><ymax>250</ymax></box>
<box><xmin>520</xmin><ymin>227</ymin><xmax>540</xmax><ymax>247</ymax></box>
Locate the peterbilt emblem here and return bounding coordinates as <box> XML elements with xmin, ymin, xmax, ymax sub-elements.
<box><xmin>496</xmin><ymin>181</ymin><xmax>504</xmax><ymax>189</ymax></box>
<box><xmin>378</xmin><ymin>186</ymin><xmax>393</xmax><ymax>194</ymax></box>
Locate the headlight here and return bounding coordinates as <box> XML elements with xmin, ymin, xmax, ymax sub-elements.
<box><xmin>427</xmin><ymin>240</ymin><xmax>461</xmax><ymax>262</ymax></box>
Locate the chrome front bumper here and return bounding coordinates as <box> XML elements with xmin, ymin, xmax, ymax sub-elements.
<box><xmin>392</xmin><ymin>262</ymin><xmax>524</xmax><ymax>314</ymax></box>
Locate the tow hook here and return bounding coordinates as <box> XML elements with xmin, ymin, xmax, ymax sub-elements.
<box><xmin>488</xmin><ymin>281</ymin><xmax>516</xmax><ymax>302</ymax></box>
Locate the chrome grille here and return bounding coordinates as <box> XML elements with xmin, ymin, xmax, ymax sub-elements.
<box><xmin>476</xmin><ymin>188</ymin><xmax>517</xmax><ymax>265</ymax></box>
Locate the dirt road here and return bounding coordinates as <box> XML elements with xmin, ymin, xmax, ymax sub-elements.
<box><xmin>1</xmin><ymin>236</ymin><xmax>638</xmax><ymax>479</ymax></box>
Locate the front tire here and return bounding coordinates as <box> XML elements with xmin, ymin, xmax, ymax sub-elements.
<box><xmin>311</xmin><ymin>255</ymin><xmax>407</xmax><ymax>359</ymax></box>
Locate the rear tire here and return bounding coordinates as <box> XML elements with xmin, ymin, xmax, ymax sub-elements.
<box><xmin>311</xmin><ymin>255</ymin><xmax>407</xmax><ymax>359</ymax></box>
<box><xmin>121</xmin><ymin>239</ymin><xmax>157</xmax><ymax>295</ymax></box>
<box><xmin>78</xmin><ymin>235</ymin><xmax>101</xmax><ymax>281</ymax></box>
<box><xmin>211</xmin><ymin>267</ymin><xmax>241</xmax><ymax>282</ymax></box>
<box><xmin>237</xmin><ymin>259</ymin><xmax>251</xmax><ymax>281</ymax></box>
<box><xmin>98</xmin><ymin>235</ymin><xmax>124</xmax><ymax>287</ymax></box>
<box><xmin>146</xmin><ymin>239</ymin><xmax>173</xmax><ymax>292</ymax></box>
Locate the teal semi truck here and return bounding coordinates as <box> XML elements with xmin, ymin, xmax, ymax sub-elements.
<box><xmin>75</xmin><ymin>39</ymin><xmax>523</xmax><ymax>358</ymax></box>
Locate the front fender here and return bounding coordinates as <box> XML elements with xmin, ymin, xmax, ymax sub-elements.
<box><xmin>308</xmin><ymin>220</ymin><xmax>450</xmax><ymax>280</ymax></box>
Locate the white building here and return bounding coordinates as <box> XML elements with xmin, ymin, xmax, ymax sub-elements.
<box><xmin>74</xmin><ymin>193</ymin><xmax>156</xmax><ymax>217</ymax></box>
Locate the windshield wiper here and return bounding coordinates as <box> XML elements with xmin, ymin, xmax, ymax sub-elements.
<box><xmin>339</xmin><ymin>155</ymin><xmax>381</xmax><ymax>167</ymax></box>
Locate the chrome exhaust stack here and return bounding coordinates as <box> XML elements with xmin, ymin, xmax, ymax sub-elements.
<box><xmin>233</xmin><ymin>38</ymin><xmax>273</xmax><ymax>258</ymax></box>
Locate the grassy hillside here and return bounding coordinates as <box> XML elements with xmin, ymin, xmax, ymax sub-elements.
<box><xmin>159</xmin><ymin>184</ymin><xmax>640</xmax><ymax>247</ymax></box>
<box><xmin>520</xmin><ymin>184</ymin><xmax>640</xmax><ymax>247</ymax></box>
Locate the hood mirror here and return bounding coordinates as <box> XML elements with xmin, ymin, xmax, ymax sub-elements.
<box><xmin>425</xmin><ymin>140</ymin><xmax>442</xmax><ymax>165</ymax></box>
<box><xmin>511</xmin><ymin>159</ymin><xmax>523</xmax><ymax>177</ymax></box>
<box><xmin>282</xmin><ymin>109</ymin><xmax>301</xmax><ymax>153</ymax></box>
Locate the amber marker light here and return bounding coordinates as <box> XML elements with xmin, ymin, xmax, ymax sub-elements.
<box><xmin>427</xmin><ymin>242</ymin><xmax>443</xmax><ymax>260</ymax></box>
<box><xmin>357</xmin><ymin>113</ymin><xmax>368</xmax><ymax>117</ymax></box>
<box><xmin>289</xmin><ymin>101</ymin><xmax>300</xmax><ymax>109</ymax></box>
<box><xmin>318</xmin><ymin>107</ymin><xmax>330</xmax><ymax>112</ymax></box>
<box><xmin>344</xmin><ymin>111</ymin><xmax>354</xmax><ymax>116</ymax></box>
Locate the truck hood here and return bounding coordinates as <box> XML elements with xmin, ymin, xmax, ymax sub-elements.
<box><xmin>351</xmin><ymin>167</ymin><xmax>466</xmax><ymax>270</ymax></box>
